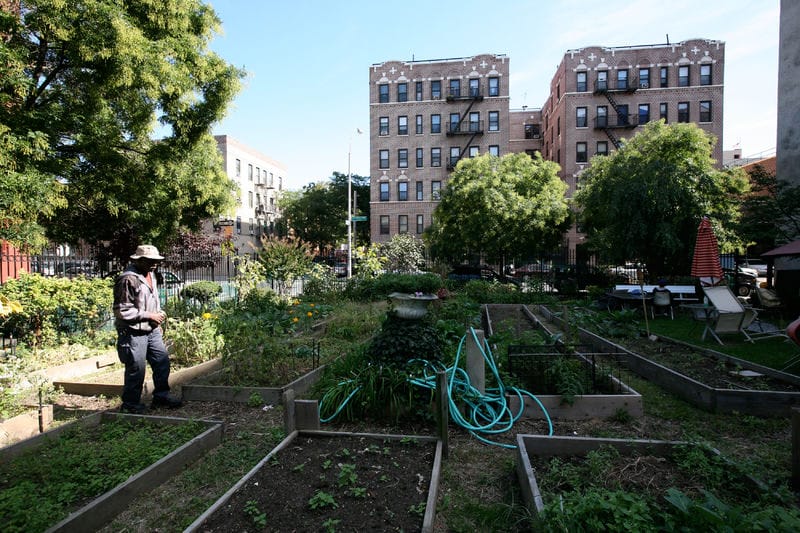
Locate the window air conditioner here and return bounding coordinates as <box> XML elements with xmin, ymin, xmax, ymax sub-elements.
<box><xmin>639</xmin><ymin>82</ymin><xmax>649</xmax><ymax>89</ymax></box>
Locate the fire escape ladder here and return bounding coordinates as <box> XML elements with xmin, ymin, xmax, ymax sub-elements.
<box><xmin>603</xmin><ymin>128</ymin><xmax>621</xmax><ymax>149</ymax></box>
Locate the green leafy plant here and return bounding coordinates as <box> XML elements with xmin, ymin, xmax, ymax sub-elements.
<box><xmin>337</xmin><ymin>463</ymin><xmax>357</xmax><ymax>487</ymax></box>
<box><xmin>308</xmin><ymin>490</ymin><xmax>338</xmax><ymax>510</ymax></box>
<box><xmin>164</xmin><ymin>314</ymin><xmax>223</xmax><ymax>368</ymax></box>
<box><xmin>322</xmin><ymin>517</ymin><xmax>341</xmax><ymax>532</ymax></box>
<box><xmin>243</xmin><ymin>499</ymin><xmax>267</xmax><ymax>528</ymax></box>
<box><xmin>408</xmin><ymin>502</ymin><xmax>427</xmax><ymax>517</ymax></box>
<box><xmin>180</xmin><ymin>281</ymin><xmax>222</xmax><ymax>308</ymax></box>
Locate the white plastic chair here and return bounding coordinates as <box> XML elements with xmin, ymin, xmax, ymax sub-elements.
<box><xmin>651</xmin><ymin>289</ymin><xmax>673</xmax><ymax>319</ymax></box>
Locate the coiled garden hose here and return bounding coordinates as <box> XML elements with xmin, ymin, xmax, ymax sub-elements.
<box><xmin>319</xmin><ymin>327</ymin><xmax>553</xmax><ymax>448</ymax></box>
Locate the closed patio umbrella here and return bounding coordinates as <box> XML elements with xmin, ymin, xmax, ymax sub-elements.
<box><xmin>691</xmin><ymin>217</ymin><xmax>724</xmax><ymax>287</ymax></box>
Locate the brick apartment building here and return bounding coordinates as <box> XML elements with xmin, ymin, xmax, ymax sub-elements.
<box><xmin>213</xmin><ymin>135</ymin><xmax>285</xmax><ymax>252</ymax></box>
<box><xmin>369</xmin><ymin>39</ymin><xmax>725</xmax><ymax>251</ymax></box>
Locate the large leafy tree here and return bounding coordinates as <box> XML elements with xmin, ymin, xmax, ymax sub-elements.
<box><xmin>426</xmin><ymin>152</ymin><xmax>570</xmax><ymax>265</ymax></box>
<box><xmin>278</xmin><ymin>172</ymin><xmax>369</xmax><ymax>254</ymax></box>
<box><xmin>575</xmin><ymin>121</ymin><xmax>749</xmax><ymax>277</ymax></box>
<box><xmin>738</xmin><ymin>163</ymin><xmax>800</xmax><ymax>252</ymax></box>
<box><xmin>0</xmin><ymin>0</ymin><xmax>244</xmax><ymax>252</ymax></box>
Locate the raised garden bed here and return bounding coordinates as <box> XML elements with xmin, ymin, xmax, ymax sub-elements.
<box><xmin>52</xmin><ymin>358</ymin><xmax>222</xmax><ymax>397</ymax></box>
<box><xmin>484</xmin><ymin>304</ymin><xmax>643</xmax><ymax>420</ymax></box>
<box><xmin>0</xmin><ymin>404</ymin><xmax>53</xmax><ymax>447</ymax></box>
<box><xmin>515</xmin><ymin>434</ymin><xmax>791</xmax><ymax>529</ymax></box>
<box><xmin>538</xmin><ymin>304</ymin><xmax>800</xmax><ymax>417</ymax></box>
<box><xmin>186</xmin><ymin>430</ymin><xmax>442</xmax><ymax>533</ymax></box>
<box><xmin>0</xmin><ymin>411</ymin><xmax>223</xmax><ymax>532</ymax></box>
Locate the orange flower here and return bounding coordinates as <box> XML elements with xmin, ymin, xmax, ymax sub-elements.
<box><xmin>292</xmin><ymin>317</ymin><xmax>299</xmax><ymax>323</ymax></box>
<box><xmin>306</xmin><ymin>311</ymin><xmax>313</xmax><ymax>317</ymax></box>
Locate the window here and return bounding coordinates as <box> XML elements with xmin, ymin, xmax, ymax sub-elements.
<box><xmin>660</xmin><ymin>103</ymin><xmax>668</xmax><ymax>122</ymax></box>
<box><xmin>576</xmin><ymin>142</ymin><xmax>588</xmax><ymax>163</ymax></box>
<box><xmin>416</xmin><ymin>181</ymin><xmax>423</xmax><ymax>200</ymax></box>
<box><xmin>415</xmin><ymin>115</ymin><xmax>423</xmax><ymax>134</ymax></box>
<box><xmin>617</xmin><ymin>104</ymin><xmax>629</xmax><ymax>126</ymax></box>
<box><xmin>236</xmin><ymin>216</ymin><xmax>241</xmax><ymax>234</ymax></box>
<box><xmin>379</xmin><ymin>84</ymin><xmax>389</xmax><ymax>103</ymax></box>
<box><xmin>398</xmin><ymin>215</ymin><xmax>408</xmax><ymax>234</ymax></box>
<box><xmin>488</xmin><ymin>111</ymin><xmax>499</xmax><ymax>131</ymax></box>
<box><xmin>469</xmin><ymin>78</ymin><xmax>480</xmax><ymax>97</ymax></box>
<box><xmin>678</xmin><ymin>102</ymin><xmax>689</xmax><ymax>122</ymax></box>
<box><xmin>398</xmin><ymin>116</ymin><xmax>408</xmax><ymax>135</ymax></box>
<box><xmin>379</xmin><ymin>116</ymin><xmax>389</xmax><ymax>136</ymax></box>
<box><xmin>379</xmin><ymin>149</ymin><xmax>389</xmax><ymax>169</ymax></box>
<box><xmin>431</xmin><ymin>147</ymin><xmax>441</xmax><ymax>167</ymax></box>
<box><xmin>248</xmin><ymin>164</ymin><xmax>253</xmax><ymax>180</ymax></box>
<box><xmin>576</xmin><ymin>107</ymin><xmax>587</xmax><ymax>128</ymax></box>
<box><xmin>449</xmin><ymin>79</ymin><xmax>460</xmax><ymax>98</ymax></box>
<box><xmin>431</xmin><ymin>114</ymin><xmax>441</xmax><ymax>134</ymax></box>
<box><xmin>235</xmin><ymin>159</ymin><xmax>241</xmax><ymax>177</ymax></box>
<box><xmin>489</xmin><ymin>145</ymin><xmax>499</xmax><ymax>156</ymax></box>
<box><xmin>431</xmin><ymin>181</ymin><xmax>441</xmax><ymax>200</ymax></box>
<box><xmin>397</xmin><ymin>82</ymin><xmax>408</xmax><ymax>102</ymax></box>
<box><xmin>524</xmin><ymin>124</ymin><xmax>540</xmax><ymax>138</ymax></box>
<box><xmin>678</xmin><ymin>66</ymin><xmax>690</xmax><ymax>87</ymax></box>
<box><xmin>398</xmin><ymin>181</ymin><xmax>408</xmax><ymax>201</ymax></box>
<box><xmin>596</xmin><ymin>105</ymin><xmax>608</xmax><ymax>128</ymax></box>
<box><xmin>398</xmin><ymin>149</ymin><xmax>408</xmax><ymax>168</ymax></box>
<box><xmin>449</xmin><ymin>113</ymin><xmax>460</xmax><ymax>134</ymax></box>
<box><xmin>469</xmin><ymin>112</ymin><xmax>480</xmax><ymax>132</ymax></box>
<box><xmin>617</xmin><ymin>69</ymin><xmax>628</xmax><ymax>90</ymax></box>
<box><xmin>597</xmin><ymin>70</ymin><xmax>608</xmax><ymax>91</ymax></box>
<box><xmin>380</xmin><ymin>215</ymin><xmax>389</xmax><ymax>235</ymax></box>
<box><xmin>468</xmin><ymin>146</ymin><xmax>479</xmax><ymax>158</ymax></box>
<box><xmin>431</xmin><ymin>80</ymin><xmax>441</xmax><ymax>99</ymax></box>
<box><xmin>449</xmin><ymin>147</ymin><xmax>460</xmax><ymax>168</ymax></box>
<box><xmin>639</xmin><ymin>68</ymin><xmax>650</xmax><ymax>88</ymax></box>
<box><xmin>255</xmin><ymin>167</ymin><xmax>260</xmax><ymax>183</ymax></box>
<box><xmin>576</xmin><ymin>71</ymin><xmax>587</xmax><ymax>92</ymax></box>
<box><xmin>660</xmin><ymin>66</ymin><xmax>669</xmax><ymax>87</ymax></box>
<box><xmin>700</xmin><ymin>64</ymin><xmax>712</xmax><ymax>85</ymax></box>
<box><xmin>416</xmin><ymin>148</ymin><xmax>424</xmax><ymax>167</ymax></box>
<box><xmin>638</xmin><ymin>103</ymin><xmax>650</xmax><ymax>124</ymax></box>
<box><xmin>415</xmin><ymin>81</ymin><xmax>423</xmax><ymax>101</ymax></box>
<box><xmin>699</xmin><ymin>100</ymin><xmax>712</xmax><ymax>122</ymax></box>
<box><xmin>416</xmin><ymin>214</ymin><xmax>424</xmax><ymax>234</ymax></box>
<box><xmin>379</xmin><ymin>182</ymin><xmax>389</xmax><ymax>201</ymax></box>
<box><xmin>488</xmin><ymin>77</ymin><xmax>499</xmax><ymax>96</ymax></box>
<box><xmin>596</xmin><ymin>141</ymin><xmax>608</xmax><ymax>156</ymax></box>
<box><xmin>248</xmin><ymin>190</ymin><xmax>253</xmax><ymax>207</ymax></box>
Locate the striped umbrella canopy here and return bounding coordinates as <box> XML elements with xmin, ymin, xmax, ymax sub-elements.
<box><xmin>691</xmin><ymin>217</ymin><xmax>724</xmax><ymax>286</ymax></box>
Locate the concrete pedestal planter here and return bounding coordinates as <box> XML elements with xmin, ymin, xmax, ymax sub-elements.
<box><xmin>53</xmin><ymin>358</ymin><xmax>222</xmax><ymax>397</ymax></box>
<box><xmin>388</xmin><ymin>292</ymin><xmax>438</xmax><ymax>319</ymax></box>
<box><xmin>186</xmin><ymin>429</ymin><xmax>442</xmax><ymax>533</ymax></box>
<box><xmin>538</xmin><ymin>304</ymin><xmax>800</xmax><ymax>417</ymax></box>
<box><xmin>0</xmin><ymin>411</ymin><xmax>223</xmax><ymax>532</ymax></box>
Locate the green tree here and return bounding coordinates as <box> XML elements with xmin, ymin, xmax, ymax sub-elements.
<box><xmin>575</xmin><ymin>121</ymin><xmax>749</xmax><ymax>277</ymax></box>
<box><xmin>0</xmin><ymin>0</ymin><xmax>244</xmax><ymax>252</ymax></box>
<box><xmin>738</xmin><ymin>163</ymin><xmax>800</xmax><ymax>252</ymax></box>
<box><xmin>258</xmin><ymin>235</ymin><xmax>313</xmax><ymax>299</ymax></box>
<box><xmin>426</xmin><ymin>153</ymin><xmax>570</xmax><ymax>267</ymax></box>
<box><xmin>278</xmin><ymin>172</ymin><xmax>369</xmax><ymax>255</ymax></box>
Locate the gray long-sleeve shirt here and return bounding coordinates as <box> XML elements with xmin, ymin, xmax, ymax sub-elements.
<box><xmin>113</xmin><ymin>265</ymin><xmax>162</xmax><ymax>332</ymax></box>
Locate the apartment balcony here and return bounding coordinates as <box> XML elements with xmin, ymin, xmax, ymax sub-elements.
<box><xmin>593</xmin><ymin>76</ymin><xmax>639</xmax><ymax>94</ymax></box>
<box><xmin>256</xmin><ymin>180</ymin><xmax>275</xmax><ymax>189</ymax></box>
<box><xmin>446</xmin><ymin>89</ymin><xmax>484</xmax><ymax>102</ymax></box>
<box><xmin>593</xmin><ymin>115</ymin><xmax>639</xmax><ymax>129</ymax></box>
<box><xmin>446</xmin><ymin>121</ymin><xmax>484</xmax><ymax>136</ymax></box>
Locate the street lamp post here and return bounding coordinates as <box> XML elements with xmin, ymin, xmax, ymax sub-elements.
<box><xmin>347</xmin><ymin>128</ymin><xmax>363</xmax><ymax>278</ymax></box>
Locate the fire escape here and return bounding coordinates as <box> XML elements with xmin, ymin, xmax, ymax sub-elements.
<box><xmin>445</xmin><ymin>81</ymin><xmax>484</xmax><ymax>170</ymax></box>
<box><xmin>593</xmin><ymin>75</ymin><xmax>639</xmax><ymax>149</ymax></box>
<box><xmin>255</xmin><ymin>175</ymin><xmax>276</xmax><ymax>236</ymax></box>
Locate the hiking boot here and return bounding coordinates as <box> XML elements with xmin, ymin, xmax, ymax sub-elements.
<box><xmin>120</xmin><ymin>402</ymin><xmax>148</xmax><ymax>414</ymax></box>
<box><xmin>151</xmin><ymin>394</ymin><xmax>183</xmax><ymax>409</ymax></box>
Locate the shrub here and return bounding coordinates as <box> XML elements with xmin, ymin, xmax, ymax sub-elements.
<box><xmin>180</xmin><ymin>281</ymin><xmax>222</xmax><ymax>306</ymax></box>
<box><xmin>366</xmin><ymin>313</ymin><xmax>444</xmax><ymax>367</ymax></box>
<box><xmin>164</xmin><ymin>314</ymin><xmax>224</xmax><ymax>368</ymax></box>
<box><xmin>0</xmin><ymin>274</ymin><xmax>113</xmax><ymax>346</ymax></box>
<box><xmin>371</xmin><ymin>273</ymin><xmax>442</xmax><ymax>296</ymax></box>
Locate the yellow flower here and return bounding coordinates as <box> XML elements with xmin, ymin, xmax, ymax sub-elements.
<box><xmin>292</xmin><ymin>317</ymin><xmax>299</xmax><ymax>323</ymax></box>
<box><xmin>293</xmin><ymin>299</ymin><xmax>300</xmax><ymax>306</ymax></box>
<box><xmin>306</xmin><ymin>311</ymin><xmax>313</xmax><ymax>317</ymax></box>
<box><xmin>310</xmin><ymin>303</ymin><xmax>315</xmax><ymax>307</ymax></box>
<box><xmin>202</xmin><ymin>312</ymin><xmax>212</xmax><ymax>319</ymax></box>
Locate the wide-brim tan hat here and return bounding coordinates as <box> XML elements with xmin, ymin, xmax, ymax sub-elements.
<box><xmin>130</xmin><ymin>244</ymin><xmax>164</xmax><ymax>261</ymax></box>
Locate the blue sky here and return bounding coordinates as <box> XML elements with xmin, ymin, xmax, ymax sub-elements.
<box><xmin>207</xmin><ymin>0</ymin><xmax>780</xmax><ymax>191</ymax></box>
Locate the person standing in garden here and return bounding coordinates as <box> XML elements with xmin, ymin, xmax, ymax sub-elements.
<box><xmin>113</xmin><ymin>245</ymin><xmax>182</xmax><ymax>413</ymax></box>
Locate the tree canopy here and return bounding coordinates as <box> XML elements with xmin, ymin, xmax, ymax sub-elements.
<box><xmin>278</xmin><ymin>172</ymin><xmax>369</xmax><ymax>255</ymax></box>
<box><xmin>0</xmin><ymin>0</ymin><xmax>244</xmax><ymax>252</ymax></box>
<box><xmin>738</xmin><ymin>163</ymin><xmax>800</xmax><ymax>253</ymax></box>
<box><xmin>426</xmin><ymin>152</ymin><xmax>570</xmax><ymax>264</ymax></box>
<box><xmin>574</xmin><ymin>121</ymin><xmax>749</xmax><ymax>277</ymax></box>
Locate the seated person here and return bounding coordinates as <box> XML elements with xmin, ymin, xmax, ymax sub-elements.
<box><xmin>651</xmin><ymin>279</ymin><xmax>673</xmax><ymax>317</ymax></box>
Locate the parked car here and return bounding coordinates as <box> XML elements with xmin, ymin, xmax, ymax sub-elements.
<box><xmin>746</xmin><ymin>260</ymin><xmax>768</xmax><ymax>277</ymax></box>
<box><xmin>607</xmin><ymin>263</ymin><xmax>646</xmax><ymax>283</ymax></box>
<box><xmin>447</xmin><ymin>265</ymin><xmax>520</xmax><ymax>286</ymax></box>
<box><xmin>719</xmin><ymin>255</ymin><xmax>758</xmax><ymax>279</ymax></box>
